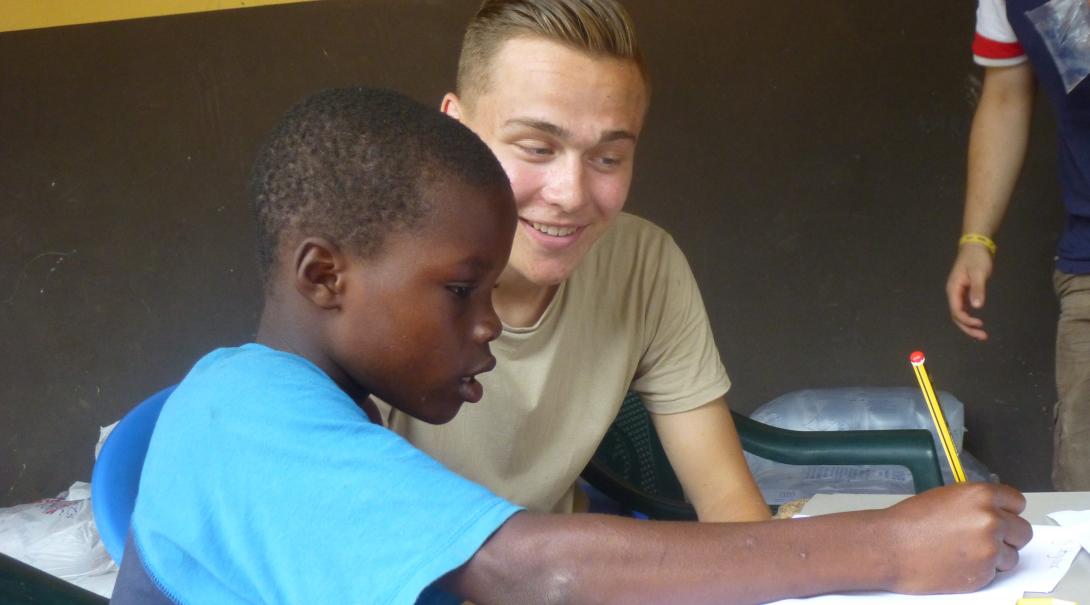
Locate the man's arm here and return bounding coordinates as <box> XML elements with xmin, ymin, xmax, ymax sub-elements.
<box><xmin>650</xmin><ymin>396</ymin><xmax>770</xmax><ymax>521</ymax></box>
<box><xmin>946</xmin><ymin>63</ymin><xmax>1035</xmax><ymax>340</ymax></box>
<box><xmin>445</xmin><ymin>482</ymin><xmax>1031</xmax><ymax>605</ymax></box>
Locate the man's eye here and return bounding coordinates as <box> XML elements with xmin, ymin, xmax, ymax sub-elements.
<box><xmin>517</xmin><ymin>144</ymin><xmax>552</xmax><ymax>157</ymax></box>
<box><xmin>447</xmin><ymin>285</ymin><xmax>472</xmax><ymax>298</ymax></box>
<box><xmin>594</xmin><ymin>155</ymin><xmax>625</xmax><ymax>170</ymax></box>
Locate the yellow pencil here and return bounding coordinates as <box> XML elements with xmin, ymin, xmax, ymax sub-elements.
<box><xmin>909</xmin><ymin>351</ymin><xmax>966</xmax><ymax>483</ymax></box>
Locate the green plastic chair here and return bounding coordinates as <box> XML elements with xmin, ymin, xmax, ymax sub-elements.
<box><xmin>581</xmin><ymin>391</ymin><xmax>944</xmax><ymax>520</ymax></box>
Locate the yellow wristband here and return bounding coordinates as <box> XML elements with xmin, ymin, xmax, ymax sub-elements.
<box><xmin>959</xmin><ymin>233</ymin><xmax>996</xmax><ymax>256</ymax></box>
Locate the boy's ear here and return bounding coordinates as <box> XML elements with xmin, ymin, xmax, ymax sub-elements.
<box><xmin>440</xmin><ymin>92</ymin><xmax>463</xmax><ymax>121</ymax></box>
<box><xmin>293</xmin><ymin>237</ymin><xmax>347</xmax><ymax>309</ymax></box>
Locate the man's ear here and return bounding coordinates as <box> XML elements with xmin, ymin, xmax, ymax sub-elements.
<box><xmin>293</xmin><ymin>237</ymin><xmax>346</xmax><ymax>309</ymax></box>
<box><xmin>440</xmin><ymin>92</ymin><xmax>463</xmax><ymax>121</ymax></box>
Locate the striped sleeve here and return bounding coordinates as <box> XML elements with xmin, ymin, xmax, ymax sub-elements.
<box><xmin>973</xmin><ymin>0</ymin><xmax>1028</xmax><ymax>66</ymax></box>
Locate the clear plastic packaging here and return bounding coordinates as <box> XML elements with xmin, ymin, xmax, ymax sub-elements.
<box><xmin>1027</xmin><ymin>0</ymin><xmax>1090</xmax><ymax>93</ymax></box>
<box><xmin>743</xmin><ymin>387</ymin><xmax>995</xmax><ymax>505</ymax></box>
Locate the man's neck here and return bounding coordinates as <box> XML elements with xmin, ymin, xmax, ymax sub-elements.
<box><xmin>492</xmin><ymin>269</ymin><xmax>559</xmax><ymax>329</ymax></box>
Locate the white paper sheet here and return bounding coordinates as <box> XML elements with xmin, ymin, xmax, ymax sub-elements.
<box><xmin>1048</xmin><ymin>509</ymin><xmax>1090</xmax><ymax>555</ymax></box>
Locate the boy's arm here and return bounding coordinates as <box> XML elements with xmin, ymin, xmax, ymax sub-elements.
<box><xmin>444</xmin><ymin>483</ymin><xmax>1030</xmax><ymax>605</ymax></box>
<box><xmin>946</xmin><ymin>63</ymin><xmax>1035</xmax><ymax>341</ymax></box>
<box><xmin>650</xmin><ymin>396</ymin><xmax>771</xmax><ymax>521</ymax></box>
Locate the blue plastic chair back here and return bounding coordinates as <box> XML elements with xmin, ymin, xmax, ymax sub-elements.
<box><xmin>91</xmin><ymin>385</ymin><xmax>177</xmax><ymax>564</ymax></box>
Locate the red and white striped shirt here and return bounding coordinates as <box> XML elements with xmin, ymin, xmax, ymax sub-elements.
<box><xmin>973</xmin><ymin>0</ymin><xmax>1029</xmax><ymax>66</ymax></box>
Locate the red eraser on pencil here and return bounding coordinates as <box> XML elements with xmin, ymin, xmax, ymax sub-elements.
<box><xmin>909</xmin><ymin>351</ymin><xmax>926</xmax><ymax>365</ymax></box>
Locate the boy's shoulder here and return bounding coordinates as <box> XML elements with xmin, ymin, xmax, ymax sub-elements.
<box><xmin>152</xmin><ymin>343</ymin><xmax>371</xmax><ymax>447</ymax></box>
<box><xmin>171</xmin><ymin>343</ymin><xmax>336</xmax><ymax>408</ymax></box>
<box><xmin>185</xmin><ymin>343</ymin><xmax>321</xmax><ymax>380</ymax></box>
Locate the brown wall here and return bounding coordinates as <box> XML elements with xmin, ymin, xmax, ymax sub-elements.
<box><xmin>0</xmin><ymin>0</ymin><xmax>1063</xmax><ymax>506</ymax></box>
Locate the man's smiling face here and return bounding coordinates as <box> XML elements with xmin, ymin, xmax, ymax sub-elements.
<box><xmin>445</xmin><ymin>36</ymin><xmax>649</xmax><ymax>287</ymax></box>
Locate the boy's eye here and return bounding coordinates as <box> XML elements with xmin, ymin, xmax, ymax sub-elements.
<box><xmin>447</xmin><ymin>285</ymin><xmax>472</xmax><ymax>299</ymax></box>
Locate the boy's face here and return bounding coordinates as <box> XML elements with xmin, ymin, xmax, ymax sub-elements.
<box><xmin>331</xmin><ymin>178</ymin><xmax>515</xmax><ymax>424</ymax></box>
<box><xmin>444</xmin><ymin>36</ymin><xmax>648</xmax><ymax>287</ymax></box>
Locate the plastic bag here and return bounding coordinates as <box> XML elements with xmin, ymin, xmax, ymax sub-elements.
<box><xmin>743</xmin><ymin>387</ymin><xmax>995</xmax><ymax>505</ymax></box>
<box><xmin>0</xmin><ymin>481</ymin><xmax>117</xmax><ymax>596</ymax></box>
<box><xmin>0</xmin><ymin>422</ymin><xmax>121</xmax><ymax>597</ymax></box>
<box><xmin>1027</xmin><ymin>0</ymin><xmax>1090</xmax><ymax>93</ymax></box>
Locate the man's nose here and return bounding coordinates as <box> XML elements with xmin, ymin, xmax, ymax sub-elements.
<box><xmin>542</xmin><ymin>155</ymin><xmax>587</xmax><ymax>212</ymax></box>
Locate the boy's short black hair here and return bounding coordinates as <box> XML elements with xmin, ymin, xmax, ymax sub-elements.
<box><xmin>250</xmin><ymin>86</ymin><xmax>510</xmax><ymax>284</ymax></box>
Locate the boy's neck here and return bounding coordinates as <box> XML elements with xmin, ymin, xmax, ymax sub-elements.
<box><xmin>255</xmin><ymin>299</ymin><xmax>384</xmax><ymax>425</ymax></box>
<box><xmin>493</xmin><ymin>270</ymin><xmax>558</xmax><ymax>329</ymax></box>
<box><xmin>254</xmin><ymin>300</ymin><xmax>317</xmax><ymax>366</ymax></box>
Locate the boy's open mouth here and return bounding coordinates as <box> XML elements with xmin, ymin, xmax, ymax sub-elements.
<box><xmin>458</xmin><ymin>375</ymin><xmax>484</xmax><ymax>403</ymax></box>
<box><xmin>458</xmin><ymin>357</ymin><xmax>494</xmax><ymax>403</ymax></box>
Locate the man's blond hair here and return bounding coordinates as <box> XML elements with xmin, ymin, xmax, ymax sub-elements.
<box><xmin>456</xmin><ymin>0</ymin><xmax>647</xmax><ymax>107</ymax></box>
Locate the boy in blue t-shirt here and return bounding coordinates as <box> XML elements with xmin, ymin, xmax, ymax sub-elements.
<box><xmin>111</xmin><ymin>87</ymin><xmax>522</xmax><ymax>605</ymax></box>
<box><xmin>113</xmin><ymin>87</ymin><xmax>1032</xmax><ymax>604</ymax></box>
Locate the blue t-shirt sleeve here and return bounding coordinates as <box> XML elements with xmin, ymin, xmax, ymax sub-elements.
<box><xmin>131</xmin><ymin>345</ymin><xmax>522</xmax><ymax>605</ymax></box>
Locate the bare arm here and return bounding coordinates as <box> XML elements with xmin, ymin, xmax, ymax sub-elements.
<box><xmin>650</xmin><ymin>397</ymin><xmax>770</xmax><ymax>522</ymax></box>
<box><xmin>445</xmin><ymin>483</ymin><xmax>1030</xmax><ymax>604</ymax></box>
<box><xmin>946</xmin><ymin>63</ymin><xmax>1035</xmax><ymax>341</ymax></box>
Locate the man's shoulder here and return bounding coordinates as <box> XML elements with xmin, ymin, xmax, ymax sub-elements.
<box><xmin>610</xmin><ymin>211</ymin><xmax>672</xmax><ymax>237</ymax></box>
<box><xmin>590</xmin><ymin>212</ymin><xmax>679</xmax><ymax>263</ymax></box>
<box><xmin>570</xmin><ymin>212</ymin><xmax>690</xmax><ymax>299</ymax></box>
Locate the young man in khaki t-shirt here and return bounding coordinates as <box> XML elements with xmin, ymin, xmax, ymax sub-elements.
<box><xmin>385</xmin><ymin>0</ymin><xmax>768</xmax><ymax>522</ymax></box>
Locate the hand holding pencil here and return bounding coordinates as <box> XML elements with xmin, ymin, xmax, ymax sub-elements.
<box><xmin>880</xmin><ymin>482</ymin><xmax>1031</xmax><ymax>594</ymax></box>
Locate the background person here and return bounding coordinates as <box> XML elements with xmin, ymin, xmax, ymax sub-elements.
<box><xmin>945</xmin><ymin>0</ymin><xmax>1090</xmax><ymax>490</ymax></box>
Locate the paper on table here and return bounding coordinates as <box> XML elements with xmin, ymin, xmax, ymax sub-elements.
<box><xmin>765</xmin><ymin>525</ymin><xmax>1079</xmax><ymax>604</ymax></box>
<box><xmin>763</xmin><ymin>587</ymin><xmax>1020</xmax><ymax>604</ymax></box>
<box><xmin>1048</xmin><ymin>509</ymin><xmax>1090</xmax><ymax>554</ymax></box>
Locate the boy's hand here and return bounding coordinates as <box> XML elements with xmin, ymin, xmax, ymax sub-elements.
<box><xmin>881</xmin><ymin>483</ymin><xmax>1031</xmax><ymax>594</ymax></box>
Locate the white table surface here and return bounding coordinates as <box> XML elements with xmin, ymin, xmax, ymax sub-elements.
<box><xmin>800</xmin><ymin>491</ymin><xmax>1090</xmax><ymax>601</ymax></box>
